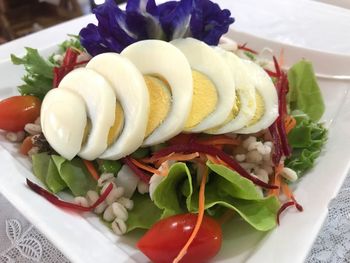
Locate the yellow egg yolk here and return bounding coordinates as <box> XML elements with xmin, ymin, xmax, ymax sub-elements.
<box><xmin>82</xmin><ymin>118</ymin><xmax>91</xmax><ymax>146</ymax></box>
<box><xmin>221</xmin><ymin>93</ymin><xmax>240</xmax><ymax>126</ymax></box>
<box><xmin>248</xmin><ymin>91</ymin><xmax>264</xmax><ymax>125</ymax></box>
<box><xmin>144</xmin><ymin>75</ymin><xmax>172</xmax><ymax>137</ymax></box>
<box><xmin>107</xmin><ymin>101</ymin><xmax>124</xmax><ymax>146</ymax></box>
<box><xmin>81</xmin><ymin>102</ymin><xmax>125</xmax><ymax>147</ymax></box>
<box><xmin>185</xmin><ymin>70</ymin><xmax>218</xmax><ymax>129</ymax></box>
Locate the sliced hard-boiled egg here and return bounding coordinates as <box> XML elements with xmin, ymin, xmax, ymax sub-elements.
<box><xmin>121</xmin><ymin>40</ymin><xmax>193</xmax><ymax>146</ymax></box>
<box><xmin>86</xmin><ymin>53</ymin><xmax>150</xmax><ymax>159</ymax></box>
<box><xmin>237</xmin><ymin>59</ymin><xmax>279</xmax><ymax>134</ymax></box>
<box><xmin>58</xmin><ymin>68</ymin><xmax>116</xmax><ymax>160</ymax></box>
<box><xmin>207</xmin><ymin>47</ymin><xmax>256</xmax><ymax>134</ymax></box>
<box><xmin>41</xmin><ymin>88</ymin><xmax>87</xmax><ymax>160</ymax></box>
<box><xmin>170</xmin><ymin>38</ymin><xmax>235</xmax><ymax>132</ymax></box>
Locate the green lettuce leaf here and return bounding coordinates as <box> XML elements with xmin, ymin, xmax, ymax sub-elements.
<box><xmin>11</xmin><ymin>48</ymin><xmax>54</xmax><ymax>100</ymax></box>
<box><xmin>153</xmin><ymin>163</ymin><xmax>193</xmax><ymax>218</ymax></box>
<box><xmin>188</xmin><ymin>163</ymin><xmax>279</xmax><ymax>231</ymax></box>
<box><xmin>126</xmin><ymin>192</ymin><xmax>163</xmax><ymax>232</ymax></box>
<box><xmin>152</xmin><ymin>162</ymin><xmax>279</xmax><ymax>231</ymax></box>
<box><xmin>285</xmin><ymin>111</ymin><xmax>327</xmax><ymax>176</ymax></box>
<box><xmin>287</xmin><ymin>60</ymin><xmax>325</xmax><ymax>122</ymax></box>
<box><xmin>32</xmin><ymin>152</ymin><xmax>51</xmax><ymax>184</ymax></box>
<box><xmin>46</xmin><ymin>158</ymin><xmax>67</xmax><ymax>193</ymax></box>
<box><xmin>59</xmin><ymin>35</ymin><xmax>84</xmax><ymax>53</ymax></box>
<box><xmin>32</xmin><ymin>152</ymin><xmax>67</xmax><ymax>193</ymax></box>
<box><xmin>51</xmin><ymin>155</ymin><xmax>97</xmax><ymax>196</ymax></box>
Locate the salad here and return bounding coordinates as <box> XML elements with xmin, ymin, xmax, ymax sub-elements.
<box><xmin>0</xmin><ymin>0</ymin><xmax>327</xmax><ymax>262</ymax></box>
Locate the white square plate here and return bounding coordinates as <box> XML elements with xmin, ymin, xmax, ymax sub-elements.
<box><xmin>0</xmin><ymin>29</ymin><xmax>350</xmax><ymax>263</ymax></box>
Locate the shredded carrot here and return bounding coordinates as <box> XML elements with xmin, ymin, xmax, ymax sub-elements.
<box><xmin>281</xmin><ymin>182</ymin><xmax>304</xmax><ymax>211</ymax></box>
<box><xmin>284</xmin><ymin>115</ymin><xmax>297</xmax><ymax>134</ymax></box>
<box><xmin>83</xmin><ymin>160</ymin><xmax>100</xmax><ymax>181</ymax></box>
<box><xmin>269</xmin><ymin>163</ymin><xmax>283</xmax><ymax>196</ymax></box>
<box><xmin>206</xmin><ymin>154</ymin><xmax>230</xmax><ymax>169</ymax></box>
<box><xmin>130</xmin><ymin>158</ymin><xmax>161</xmax><ymax>175</ymax></box>
<box><xmin>206</xmin><ymin>154</ymin><xmax>220</xmax><ymax>164</ymax></box>
<box><xmin>158</xmin><ymin>152</ymin><xmax>200</xmax><ymax>164</ymax></box>
<box><xmin>144</xmin><ymin>152</ymin><xmax>201</xmax><ymax>167</ymax></box>
<box><xmin>159</xmin><ymin>161</ymin><xmax>170</xmax><ymax>177</ymax></box>
<box><xmin>281</xmin><ymin>182</ymin><xmax>293</xmax><ymax>200</ymax></box>
<box><xmin>173</xmin><ymin>166</ymin><xmax>208</xmax><ymax>263</ymax></box>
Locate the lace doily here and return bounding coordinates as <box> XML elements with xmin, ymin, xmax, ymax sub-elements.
<box><xmin>306</xmin><ymin>173</ymin><xmax>350</xmax><ymax>263</ymax></box>
<box><xmin>0</xmin><ymin>195</ymin><xmax>69</xmax><ymax>263</ymax></box>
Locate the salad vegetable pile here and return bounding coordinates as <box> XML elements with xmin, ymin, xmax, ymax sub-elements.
<box><xmin>0</xmin><ymin>0</ymin><xmax>327</xmax><ymax>262</ymax></box>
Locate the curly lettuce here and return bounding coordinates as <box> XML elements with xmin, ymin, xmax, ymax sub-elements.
<box><xmin>285</xmin><ymin>111</ymin><xmax>327</xmax><ymax>176</ymax></box>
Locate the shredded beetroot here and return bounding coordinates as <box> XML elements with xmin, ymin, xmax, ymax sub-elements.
<box><xmin>237</xmin><ymin>43</ymin><xmax>258</xmax><ymax>54</ymax></box>
<box><xmin>277</xmin><ymin>201</ymin><xmax>295</xmax><ymax>225</ymax></box>
<box><xmin>26</xmin><ymin>178</ymin><xmax>113</xmax><ymax>212</ymax></box>
<box><xmin>53</xmin><ymin>48</ymin><xmax>80</xmax><ymax>87</ymax></box>
<box><xmin>269</xmin><ymin>59</ymin><xmax>292</xmax><ymax>162</ymax></box>
<box><xmin>291</xmin><ymin>196</ymin><xmax>304</xmax><ymax>212</ymax></box>
<box><xmin>123</xmin><ymin>156</ymin><xmax>151</xmax><ymax>184</ymax></box>
<box><xmin>265</xmin><ymin>69</ymin><xmax>279</xmax><ymax>78</ymax></box>
<box><xmin>269</xmin><ymin>124</ymin><xmax>283</xmax><ymax>165</ymax></box>
<box><xmin>153</xmin><ymin>143</ymin><xmax>278</xmax><ymax>189</ymax></box>
<box><xmin>272</xmin><ymin>56</ymin><xmax>281</xmax><ymax>78</ymax></box>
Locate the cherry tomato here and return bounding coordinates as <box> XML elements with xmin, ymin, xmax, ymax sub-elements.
<box><xmin>137</xmin><ymin>213</ymin><xmax>222</xmax><ymax>263</ymax></box>
<box><xmin>0</xmin><ymin>96</ymin><xmax>41</xmax><ymax>132</ymax></box>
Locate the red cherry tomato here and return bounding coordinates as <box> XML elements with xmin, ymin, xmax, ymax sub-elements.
<box><xmin>0</xmin><ymin>96</ymin><xmax>41</xmax><ymax>132</ymax></box>
<box><xmin>137</xmin><ymin>213</ymin><xmax>222</xmax><ymax>263</ymax></box>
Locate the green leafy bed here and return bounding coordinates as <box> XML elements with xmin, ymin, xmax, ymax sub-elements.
<box><xmin>17</xmin><ymin>39</ymin><xmax>327</xmax><ymax>234</ymax></box>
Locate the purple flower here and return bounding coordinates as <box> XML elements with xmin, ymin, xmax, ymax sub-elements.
<box><xmin>79</xmin><ymin>0</ymin><xmax>234</xmax><ymax>56</ymax></box>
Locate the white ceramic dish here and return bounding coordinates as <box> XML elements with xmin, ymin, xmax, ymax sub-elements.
<box><xmin>0</xmin><ymin>30</ymin><xmax>350</xmax><ymax>263</ymax></box>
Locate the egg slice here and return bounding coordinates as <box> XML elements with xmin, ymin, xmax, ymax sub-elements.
<box><xmin>237</xmin><ymin>59</ymin><xmax>279</xmax><ymax>134</ymax></box>
<box><xmin>121</xmin><ymin>40</ymin><xmax>193</xmax><ymax>146</ymax></box>
<box><xmin>170</xmin><ymin>38</ymin><xmax>235</xmax><ymax>132</ymax></box>
<box><xmin>58</xmin><ymin>68</ymin><xmax>116</xmax><ymax>160</ymax></box>
<box><xmin>41</xmin><ymin>88</ymin><xmax>87</xmax><ymax>160</ymax></box>
<box><xmin>86</xmin><ymin>53</ymin><xmax>150</xmax><ymax>159</ymax></box>
<box><xmin>206</xmin><ymin>47</ymin><xmax>256</xmax><ymax>134</ymax></box>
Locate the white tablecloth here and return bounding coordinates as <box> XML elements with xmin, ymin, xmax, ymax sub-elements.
<box><xmin>1</xmin><ymin>0</ymin><xmax>350</xmax><ymax>262</ymax></box>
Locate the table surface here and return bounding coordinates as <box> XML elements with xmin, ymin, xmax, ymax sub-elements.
<box><xmin>1</xmin><ymin>0</ymin><xmax>350</xmax><ymax>262</ymax></box>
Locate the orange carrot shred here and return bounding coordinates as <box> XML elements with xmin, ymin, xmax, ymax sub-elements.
<box><xmin>269</xmin><ymin>163</ymin><xmax>283</xmax><ymax>196</ymax></box>
<box><xmin>173</xmin><ymin>166</ymin><xmax>208</xmax><ymax>263</ymax></box>
<box><xmin>130</xmin><ymin>158</ymin><xmax>161</xmax><ymax>175</ymax></box>
<box><xmin>282</xmin><ymin>182</ymin><xmax>293</xmax><ymax>200</ymax></box>
<box><xmin>83</xmin><ymin>160</ymin><xmax>100</xmax><ymax>181</ymax></box>
<box><xmin>144</xmin><ymin>152</ymin><xmax>200</xmax><ymax>167</ymax></box>
<box><xmin>284</xmin><ymin>115</ymin><xmax>297</xmax><ymax>134</ymax></box>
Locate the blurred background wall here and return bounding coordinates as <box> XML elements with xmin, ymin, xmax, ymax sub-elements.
<box><xmin>0</xmin><ymin>0</ymin><xmax>125</xmax><ymax>44</ymax></box>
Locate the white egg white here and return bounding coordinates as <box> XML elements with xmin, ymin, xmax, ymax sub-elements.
<box><xmin>207</xmin><ymin>47</ymin><xmax>256</xmax><ymax>134</ymax></box>
<box><xmin>121</xmin><ymin>40</ymin><xmax>193</xmax><ymax>146</ymax></box>
<box><xmin>41</xmin><ymin>88</ymin><xmax>87</xmax><ymax>160</ymax></box>
<box><xmin>171</xmin><ymin>37</ymin><xmax>235</xmax><ymax>132</ymax></box>
<box><xmin>58</xmin><ymin>68</ymin><xmax>116</xmax><ymax>160</ymax></box>
<box><xmin>86</xmin><ymin>53</ymin><xmax>150</xmax><ymax>160</ymax></box>
<box><xmin>237</xmin><ymin>59</ymin><xmax>279</xmax><ymax>134</ymax></box>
